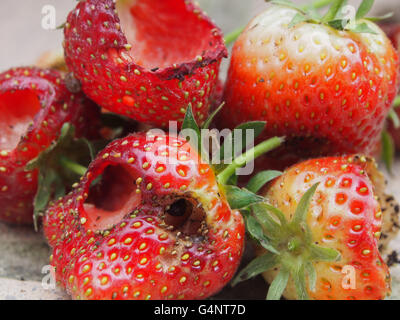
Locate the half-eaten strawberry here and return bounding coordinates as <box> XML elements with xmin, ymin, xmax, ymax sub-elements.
<box><xmin>63</xmin><ymin>0</ymin><xmax>227</xmax><ymax>128</ymax></box>
<box><xmin>0</xmin><ymin>67</ymin><xmax>100</xmax><ymax>224</ymax></box>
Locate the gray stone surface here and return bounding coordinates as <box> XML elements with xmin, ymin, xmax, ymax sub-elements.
<box><xmin>0</xmin><ymin>0</ymin><xmax>399</xmax><ymax>300</ymax></box>
<box><xmin>0</xmin><ymin>278</ymin><xmax>69</xmax><ymax>300</ymax></box>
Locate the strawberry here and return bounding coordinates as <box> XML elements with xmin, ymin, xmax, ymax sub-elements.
<box><xmin>219</xmin><ymin>1</ymin><xmax>399</xmax><ymax>156</ymax></box>
<box><xmin>43</xmin><ymin>132</ymin><xmax>247</xmax><ymax>300</ymax></box>
<box><xmin>234</xmin><ymin>155</ymin><xmax>393</xmax><ymax>300</ymax></box>
<box><xmin>0</xmin><ymin>67</ymin><xmax>100</xmax><ymax>224</ymax></box>
<box><xmin>63</xmin><ymin>0</ymin><xmax>227</xmax><ymax>128</ymax></box>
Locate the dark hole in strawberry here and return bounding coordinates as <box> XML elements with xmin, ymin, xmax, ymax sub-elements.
<box><xmin>84</xmin><ymin>164</ymin><xmax>141</xmax><ymax>231</ymax></box>
<box><xmin>164</xmin><ymin>197</ymin><xmax>206</xmax><ymax>237</ymax></box>
<box><xmin>167</xmin><ymin>198</ymin><xmax>188</xmax><ymax>217</ymax></box>
<box><xmin>0</xmin><ymin>90</ymin><xmax>41</xmax><ymax>151</ymax></box>
<box><xmin>116</xmin><ymin>0</ymin><xmax>215</xmax><ymax>69</ymax></box>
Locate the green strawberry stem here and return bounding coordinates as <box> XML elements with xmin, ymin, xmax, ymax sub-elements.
<box><xmin>224</xmin><ymin>0</ymin><xmax>334</xmax><ymax>45</ymax></box>
<box><xmin>302</xmin><ymin>0</ymin><xmax>333</xmax><ymax>10</ymax></box>
<box><xmin>59</xmin><ymin>156</ymin><xmax>87</xmax><ymax>176</ymax></box>
<box><xmin>394</xmin><ymin>95</ymin><xmax>400</xmax><ymax>108</ymax></box>
<box><xmin>217</xmin><ymin>136</ymin><xmax>284</xmax><ymax>185</ymax></box>
<box><xmin>224</xmin><ymin>27</ymin><xmax>245</xmax><ymax>46</ymax></box>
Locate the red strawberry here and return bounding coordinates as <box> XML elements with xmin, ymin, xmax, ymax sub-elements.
<box><xmin>219</xmin><ymin>3</ymin><xmax>399</xmax><ymax>156</ymax></box>
<box><xmin>43</xmin><ymin>132</ymin><xmax>245</xmax><ymax>300</ymax></box>
<box><xmin>235</xmin><ymin>155</ymin><xmax>392</xmax><ymax>300</ymax></box>
<box><xmin>63</xmin><ymin>0</ymin><xmax>227</xmax><ymax>128</ymax></box>
<box><xmin>0</xmin><ymin>67</ymin><xmax>100</xmax><ymax>224</ymax></box>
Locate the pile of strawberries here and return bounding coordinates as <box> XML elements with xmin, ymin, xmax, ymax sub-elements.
<box><xmin>1</xmin><ymin>0</ymin><xmax>400</xmax><ymax>300</ymax></box>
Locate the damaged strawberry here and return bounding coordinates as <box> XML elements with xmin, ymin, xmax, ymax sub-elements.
<box><xmin>0</xmin><ymin>67</ymin><xmax>100</xmax><ymax>224</ymax></box>
<box><xmin>43</xmin><ymin>106</ymin><xmax>284</xmax><ymax>300</ymax></box>
<box><xmin>63</xmin><ymin>0</ymin><xmax>227</xmax><ymax>128</ymax></box>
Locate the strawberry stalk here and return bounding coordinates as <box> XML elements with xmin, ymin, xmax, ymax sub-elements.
<box><xmin>217</xmin><ymin>137</ymin><xmax>284</xmax><ymax>185</ymax></box>
<box><xmin>394</xmin><ymin>95</ymin><xmax>400</xmax><ymax>108</ymax></box>
<box><xmin>59</xmin><ymin>156</ymin><xmax>87</xmax><ymax>176</ymax></box>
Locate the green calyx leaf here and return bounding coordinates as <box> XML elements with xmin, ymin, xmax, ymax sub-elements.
<box><xmin>253</xmin><ymin>202</ymin><xmax>287</xmax><ymax>231</ymax></box>
<box><xmin>231</xmin><ymin>252</ymin><xmax>279</xmax><ymax>287</ymax></box>
<box><xmin>350</xmin><ymin>22</ymin><xmax>378</xmax><ymax>35</ymax></box>
<box><xmin>270</xmin><ymin>0</ymin><xmax>306</xmax><ymax>14</ymax></box>
<box><xmin>246</xmin><ymin>215</ymin><xmax>279</xmax><ymax>254</ymax></box>
<box><xmin>388</xmin><ymin>108</ymin><xmax>400</xmax><ymax>129</ymax></box>
<box><xmin>365</xmin><ymin>12</ymin><xmax>393</xmax><ymax>22</ymax></box>
<box><xmin>381</xmin><ymin>130</ymin><xmax>395</xmax><ymax>173</ymax></box>
<box><xmin>393</xmin><ymin>96</ymin><xmax>400</xmax><ymax>108</ymax></box>
<box><xmin>292</xmin><ymin>263</ymin><xmax>309</xmax><ymax>300</ymax></box>
<box><xmin>268</xmin><ymin>0</ymin><xmax>385</xmax><ymax>34</ymax></box>
<box><xmin>305</xmin><ymin>261</ymin><xmax>317</xmax><ymax>292</ymax></box>
<box><xmin>181</xmin><ymin>104</ymin><xmax>201</xmax><ymax>153</ymax></box>
<box><xmin>309</xmin><ymin>244</ymin><xmax>341</xmax><ymax>261</ymax></box>
<box><xmin>33</xmin><ymin>170</ymin><xmax>64</xmax><ymax>232</ymax></box>
<box><xmin>355</xmin><ymin>0</ymin><xmax>374</xmax><ymax>20</ymax></box>
<box><xmin>223</xmin><ymin>0</ymin><xmax>333</xmax><ymax>44</ymax></box>
<box><xmin>202</xmin><ymin>102</ymin><xmax>225</xmax><ymax>130</ymax></box>
<box><xmin>288</xmin><ymin>13</ymin><xmax>309</xmax><ymax>28</ymax></box>
<box><xmin>291</xmin><ymin>182</ymin><xmax>320</xmax><ymax>226</ymax></box>
<box><xmin>327</xmin><ymin>18</ymin><xmax>350</xmax><ymax>30</ymax></box>
<box><xmin>246</xmin><ymin>170</ymin><xmax>282</xmax><ymax>193</ymax></box>
<box><xmin>321</xmin><ymin>0</ymin><xmax>345</xmax><ymax>23</ymax></box>
<box><xmin>223</xmin><ymin>185</ymin><xmax>264</xmax><ymax>210</ymax></box>
<box><xmin>27</xmin><ymin>123</ymin><xmax>95</xmax><ymax>230</ymax></box>
<box><xmin>234</xmin><ymin>183</ymin><xmax>341</xmax><ymax>300</ymax></box>
<box><xmin>266</xmin><ymin>267</ymin><xmax>290</xmax><ymax>300</ymax></box>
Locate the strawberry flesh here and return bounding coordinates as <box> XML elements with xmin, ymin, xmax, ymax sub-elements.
<box><xmin>84</xmin><ymin>165</ymin><xmax>141</xmax><ymax>231</ymax></box>
<box><xmin>0</xmin><ymin>90</ymin><xmax>41</xmax><ymax>150</ymax></box>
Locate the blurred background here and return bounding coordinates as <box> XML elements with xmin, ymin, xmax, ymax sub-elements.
<box><xmin>0</xmin><ymin>0</ymin><xmax>399</xmax><ymax>71</ymax></box>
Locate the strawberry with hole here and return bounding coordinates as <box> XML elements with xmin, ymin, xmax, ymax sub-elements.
<box><xmin>235</xmin><ymin>155</ymin><xmax>394</xmax><ymax>300</ymax></box>
<box><xmin>43</xmin><ymin>107</ymin><xmax>284</xmax><ymax>300</ymax></box>
<box><xmin>43</xmin><ymin>132</ymin><xmax>246</xmax><ymax>300</ymax></box>
<box><xmin>63</xmin><ymin>0</ymin><xmax>227</xmax><ymax>128</ymax></box>
<box><xmin>219</xmin><ymin>1</ymin><xmax>399</xmax><ymax>157</ymax></box>
<box><xmin>0</xmin><ymin>67</ymin><xmax>100</xmax><ymax>224</ymax></box>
